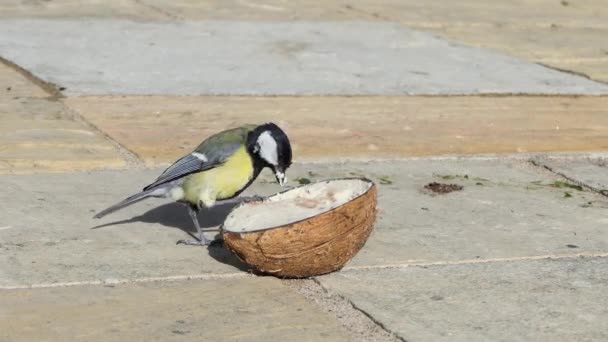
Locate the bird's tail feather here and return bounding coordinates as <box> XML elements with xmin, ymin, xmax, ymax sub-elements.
<box><xmin>94</xmin><ymin>188</ymin><xmax>167</xmax><ymax>219</ymax></box>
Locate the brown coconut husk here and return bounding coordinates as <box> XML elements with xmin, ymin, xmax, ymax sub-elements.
<box><xmin>222</xmin><ymin>178</ymin><xmax>377</xmax><ymax>278</ymax></box>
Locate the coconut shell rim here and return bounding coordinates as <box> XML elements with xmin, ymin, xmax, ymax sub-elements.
<box><xmin>221</xmin><ymin>176</ymin><xmax>376</xmax><ymax>234</ymax></box>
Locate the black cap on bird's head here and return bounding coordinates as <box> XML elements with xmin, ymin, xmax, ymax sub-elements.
<box><xmin>247</xmin><ymin>122</ymin><xmax>293</xmax><ymax>187</ymax></box>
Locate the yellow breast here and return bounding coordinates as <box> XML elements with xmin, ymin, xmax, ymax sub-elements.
<box><xmin>182</xmin><ymin>146</ymin><xmax>255</xmax><ymax>207</ymax></box>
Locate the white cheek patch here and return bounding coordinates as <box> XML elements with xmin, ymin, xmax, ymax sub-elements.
<box><xmin>191</xmin><ymin>152</ymin><xmax>208</xmax><ymax>162</ymax></box>
<box><xmin>257</xmin><ymin>131</ymin><xmax>278</xmax><ymax>166</ymax></box>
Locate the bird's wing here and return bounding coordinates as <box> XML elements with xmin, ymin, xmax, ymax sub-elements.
<box><xmin>143</xmin><ymin>125</ymin><xmax>256</xmax><ymax>191</ymax></box>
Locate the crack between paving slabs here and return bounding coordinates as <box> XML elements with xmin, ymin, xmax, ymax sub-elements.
<box><xmin>529</xmin><ymin>159</ymin><xmax>608</xmax><ymax>197</ymax></box>
<box><xmin>536</xmin><ymin>62</ymin><xmax>608</xmax><ymax>85</ymax></box>
<box><xmin>0</xmin><ymin>55</ymin><xmax>141</xmax><ymax>166</ymax></box>
<box><xmin>60</xmin><ymin>101</ymin><xmax>145</xmax><ymax>168</ymax></box>
<box><xmin>339</xmin><ymin>3</ymin><xmax>608</xmax><ymax>87</ymax></box>
<box><xmin>308</xmin><ymin>277</ymin><xmax>407</xmax><ymax>342</ymax></box>
<box><xmin>0</xmin><ymin>55</ymin><xmax>64</xmax><ymax>100</ymax></box>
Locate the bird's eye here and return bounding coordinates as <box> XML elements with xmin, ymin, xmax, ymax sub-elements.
<box><xmin>253</xmin><ymin>144</ymin><xmax>260</xmax><ymax>153</ymax></box>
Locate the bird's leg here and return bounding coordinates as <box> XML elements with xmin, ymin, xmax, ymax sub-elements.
<box><xmin>176</xmin><ymin>205</ymin><xmax>212</xmax><ymax>246</ymax></box>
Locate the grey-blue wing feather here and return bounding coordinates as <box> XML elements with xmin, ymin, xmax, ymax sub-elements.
<box><xmin>142</xmin><ymin>126</ymin><xmax>254</xmax><ymax>191</ymax></box>
<box><xmin>142</xmin><ymin>154</ymin><xmax>211</xmax><ymax>191</ymax></box>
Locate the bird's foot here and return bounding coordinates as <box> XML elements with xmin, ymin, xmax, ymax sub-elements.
<box><xmin>176</xmin><ymin>238</ymin><xmax>224</xmax><ymax>247</ymax></box>
<box><xmin>176</xmin><ymin>232</ymin><xmax>212</xmax><ymax>246</ymax></box>
<box><xmin>176</xmin><ymin>234</ymin><xmax>224</xmax><ymax>247</ymax></box>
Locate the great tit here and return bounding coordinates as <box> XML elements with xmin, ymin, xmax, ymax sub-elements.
<box><xmin>93</xmin><ymin>122</ymin><xmax>293</xmax><ymax>246</ymax></box>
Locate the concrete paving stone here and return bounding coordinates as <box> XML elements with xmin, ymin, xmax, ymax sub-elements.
<box><xmin>0</xmin><ymin>62</ymin><xmax>47</xmax><ymax>99</ymax></box>
<box><xmin>318</xmin><ymin>257</ymin><xmax>608</xmax><ymax>341</ymax></box>
<box><xmin>533</xmin><ymin>156</ymin><xmax>608</xmax><ymax>194</ymax></box>
<box><xmin>422</xmin><ymin>25</ymin><xmax>608</xmax><ymax>83</ymax></box>
<box><xmin>2</xmin><ymin>159</ymin><xmax>608</xmax><ymax>287</ymax></box>
<box><xmin>64</xmin><ymin>96</ymin><xmax>608</xmax><ymax>166</ymax></box>
<box><xmin>347</xmin><ymin>0</ymin><xmax>608</xmax><ymax>83</ymax></box>
<box><xmin>327</xmin><ymin>159</ymin><xmax>608</xmax><ymax>268</ymax></box>
<box><xmin>0</xmin><ymin>97</ymin><xmax>126</xmax><ymax>174</ymax></box>
<box><xmin>0</xmin><ymin>0</ymin><xmax>165</xmax><ymax>20</ymax></box>
<box><xmin>0</xmin><ymin>277</ymin><xmax>349</xmax><ymax>341</ymax></box>
<box><xmin>1</xmin><ymin>20</ymin><xmax>607</xmax><ymax>96</ymax></box>
<box><xmin>0</xmin><ymin>167</ymin><xmax>286</xmax><ymax>288</ymax></box>
<box><xmin>139</xmin><ymin>0</ymin><xmax>358</xmax><ymax>20</ymax></box>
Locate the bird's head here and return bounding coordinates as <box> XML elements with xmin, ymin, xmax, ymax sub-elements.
<box><xmin>248</xmin><ymin>122</ymin><xmax>293</xmax><ymax>187</ymax></box>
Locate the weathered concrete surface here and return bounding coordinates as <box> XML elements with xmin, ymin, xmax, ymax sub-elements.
<box><xmin>64</xmin><ymin>96</ymin><xmax>608</xmax><ymax>166</ymax></box>
<box><xmin>1</xmin><ymin>20</ymin><xmax>607</xmax><ymax>96</ymax></box>
<box><xmin>429</xmin><ymin>26</ymin><xmax>608</xmax><ymax>83</ymax></box>
<box><xmin>319</xmin><ymin>257</ymin><xmax>608</xmax><ymax>341</ymax></box>
<box><xmin>332</xmin><ymin>159</ymin><xmax>608</xmax><ymax>268</ymax></box>
<box><xmin>0</xmin><ymin>0</ymin><xmax>164</xmax><ymax>20</ymax></box>
<box><xmin>2</xmin><ymin>159</ymin><xmax>608</xmax><ymax>287</ymax></box>
<box><xmin>0</xmin><ymin>97</ymin><xmax>126</xmax><ymax>174</ymax></box>
<box><xmin>533</xmin><ymin>156</ymin><xmax>608</xmax><ymax>194</ymax></box>
<box><xmin>0</xmin><ymin>277</ymin><xmax>349</xmax><ymax>341</ymax></box>
<box><xmin>0</xmin><ymin>168</ymin><xmax>241</xmax><ymax>288</ymax></box>
<box><xmin>348</xmin><ymin>0</ymin><xmax>608</xmax><ymax>83</ymax></box>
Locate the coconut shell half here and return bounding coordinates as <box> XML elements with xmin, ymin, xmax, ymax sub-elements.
<box><xmin>221</xmin><ymin>178</ymin><xmax>377</xmax><ymax>278</ymax></box>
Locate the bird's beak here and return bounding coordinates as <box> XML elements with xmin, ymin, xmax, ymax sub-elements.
<box><xmin>275</xmin><ymin>170</ymin><xmax>287</xmax><ymax>187</ymax></box>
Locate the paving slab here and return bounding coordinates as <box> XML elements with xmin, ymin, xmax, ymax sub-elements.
<box><xmin>64</xmin><ymin>96</ymin><xmax>608</xmax><ymax>166</ymax></box>
<box><xmin>0</xmin><ymin>97</ymin><xmax>126</xmax><ymax>174</ymax></box>
<box><xmin>533</xmin><ymin>156</ymin><xmax>608</xmax><ymax>194</ymax></box>
<box><xmin>332</xmin><ymin>159</ymin><xmax>608</xmax><ymax>267</ymax></box>
<box><xmin>348</xmin><ymin>0</ymin><xmax>608</xmax><ymax>83</ymax></box>
<box><xmin>0</xmin><ymin>277</ymin><xmax>348</xmax><ymax>341</ymax></box>
<box><xmin>2</xmin><ymin>159</ymin><xmax>608</xmax><ymax>288</ymax></box>
<box><xmin>1</xmin><ymin>20</ymin><xmax>607</xmax><ymax>96</ymax></box>
<box><xmin>318</xmin><ymin>257</ymin><xmax>608</xmax><ymax>341</ymax></box>
<box><xmin>0</xmin><ymin>0</ymin><xmax>164</xmax><ymax>20</ymax></box>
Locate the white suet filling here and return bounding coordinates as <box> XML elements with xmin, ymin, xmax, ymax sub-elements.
<box><xmin>223</xmin><ymin>179</ymin><xmax>372</xmax><ymax>233</ymax></box>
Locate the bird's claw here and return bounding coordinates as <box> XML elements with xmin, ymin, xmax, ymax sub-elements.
<box><xmin>176</xmin><ymin>238</ymin><xmax>223</xmax><ymax>247</ymax></box>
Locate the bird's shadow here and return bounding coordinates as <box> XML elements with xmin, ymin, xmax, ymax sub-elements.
<box><xmin>91</xmin><ymin>201</ymin><xmax>250</xmax><ymax>272</ymax></box>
